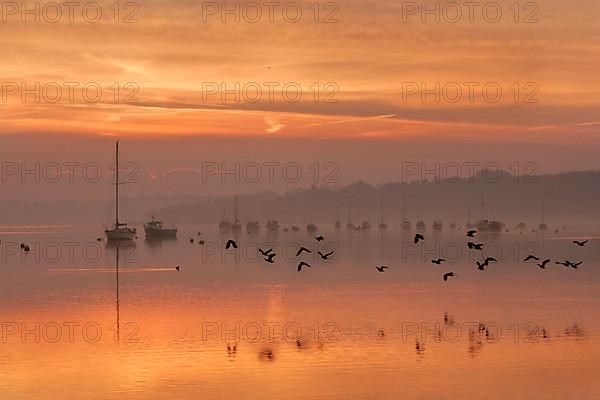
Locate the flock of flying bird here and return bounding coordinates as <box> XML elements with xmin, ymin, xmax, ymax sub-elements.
<box><xmin>220</xmin><ymin>234</ymin><xmax>334</xmax><ymax>272</ymax></box>
<box><xmin>175</xmin><ymin>231</ymin><xmax>589</xmax><ymax>280</ymax></box>
<box><xmin>374</xmin><ymin>230</ymin><xmax>588</xmax><ymax>281</ymax></box>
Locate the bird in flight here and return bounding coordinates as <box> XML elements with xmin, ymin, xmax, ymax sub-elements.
<box><xmin>523</xmin><ymin>255</ymin><xmax>540</xmax><ymax>262</ymax></box>
<box><xmin>315</xmin><ymin>235</ymin><xmax>324</xmax><ymax>242</ymax></box>
<box><xmin>555</xmin><ymin>260</ymin><xmax>570</xmax><ymax>267</ymax></box>
<box><xmin>414</xmin><ymin>234</ymin><xmax>425</xmax><ymax>244</ymax></box>
<box><xmin>265</xmin><ymin>253</ymin><xmax>276</xmax><ymax>263</ymax></box>
<box><xmin>225</xmin><ymin>239</ymin><xmax>238</xmax><ymax>250</ymax></box>
<box><xmin>296</xmin><ymin>246</ymin><xmax>312</xmax><ymax>257</ymax></box>
<box><xmin>318</xmin><ymin>251</ymin><xmax>334</xmax><ymax>260</ymax></box>
<box><xmin>443</xmin><ymin>272</ymin><xmax>456</xmax><ymax>281</ymax></box>
<box><xmin>175</xmin><ymin>265</ymin><xmax>180</xmax><ymax>271</ymax></box>
<box><xmin>297</xmin><ymin>261</ymin><xmax>311</xmax><ymax>272</ymax></box>
<box><xmin>573</xmin><ymin>240</ymin><xmax>588</xmax><ymax>247</ymax></box>
<box><xmin>431</xmin><ymin>258</ymin><xmax>445</xmax><ymax>265</ymax></box>
<box><xmin>476</xmin><ymin>257</ymin><xmax>497</xmax><ymax>271</ymax></box>
<box><xmin>259</xmin><ymin>248</ymin><xmax>273</xmax><ymax>256</ymax></box>
<box><xmin>537</xmin><ymin>259</ymin><xmax>551</xmax><ymax>269</ymax></box>
<box><xmin>467</xmin><ymin>242</ymin><xmax>484</xmax><ymax>250</ymax></box>
<box><xmin>466</xmin><ymin>230</ymin><xmax>477</xmax><ymax>237</ymax></box>
<box><xmin>375</xmin><ymin>266</ymin><xmax>388</xmax><ymax>272</ymax></box>
<box><xmin>568</xmin><ymin>261</ymin><xmax>583</xmax><ymax>269</ymax></box>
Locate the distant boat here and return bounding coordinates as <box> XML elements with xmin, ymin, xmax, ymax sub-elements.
<box><xmin>231</xmin><ymin>195</ymin><xmax>242</xmax><ymax>231</ymax></box>
<box><xmin>401</xmin><ymin>196</ymin><xmax>411</xmax><ymax>230</ymax></box>
<box><xmin>361</xmin><ymin>221</ymin><xmax>371</xmax><ymax>230</ymax></box>
<box><xmin>477</xmin><ymin>193</ymin><xmax>504</xmax><ymax>233</ymax></box>
<box><xmin>266</xmin><ymin>220</ymin><xmax>280</xmax><ymax>231</ymax></box>
<box><xmin>219</xmin><ymin>220</ymin><xmax>232</xmax><ymax>231</ymax></box>
<box><xmin>416</xmin><ymin>221</ymin><xmax>426</xmax><ymax>231</ymax></box>
<box><xmin>306</xmin><ymin>223</ymin><xmax>318</xmax><ymax>232</ymax></box>
<box><xmin>477</xmin><ymin>219</ymin><xmax>505</xmax><ymax>232</ymax></box>
<box><xmin>246</xmin><ymin>221</ymin><xmax>260</xmax><ymax>233</ymax></box>
<box><xmin>219</xmin><ymin>207</ymin><xmax>231</xmax><ymax>232</ymax></box>
<box><xmin>466</xmin><ymin>201</ymin><xmax>475</xmax><ymax>229</ymax></box>
<box><xmin>432</xmin><ymin>220</ymin><xmax>443</xmax><ymax>231</ymax></box>
<box><xmin>144</xmin><ymin>217</ymin><xmax>177</xmax><ymax>238</ymax></box>
<box><xmin>105</xmin><ymin>141</ymin><xmax>136</xmax><ymax>241</ymax></box>
<box><xmin>538</xmin><ymin>200</ymin><xmax>548</xmax><ymax>231</ymax></box>
<box><xmin>378</xmin><ymin>192</ymin><xmax>387</xmax><ymax>230</ymax></box>
<box><xmin>334</xmin><ymin>206</ymin><xmax>342</xmax><ymax>229</ymax></box>
<box><xmin>346</xmin><ymin>199</ymin><xmax>354</xmax><ymax>229</ymax></box>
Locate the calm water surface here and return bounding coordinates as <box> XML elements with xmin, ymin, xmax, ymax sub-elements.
<box><xmin>1</xmin><ymin>225</ymin><xmax>599</xmax><ymax>399</ymax></box>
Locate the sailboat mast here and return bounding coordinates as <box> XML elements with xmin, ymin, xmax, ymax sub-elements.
<box><xmin>467</xmin><ymin>201</ymin><xmax>471</xmax><ymax>224</ymax></box>
<box><xmin>480</xmin><ymin>192</ymin><xmax>485</xmax><ymax>220</ymax></box>
<box><xmin>115</xmin><ymin>141</ymin><xmax>119</xmax><ymax>226</ymax></box>
<box><xmin>233</xmin><ymin>195</ymin><xmax>239</xmax><ymax>223</ymax></box>
<box><xmin>542</xmin><ymin>200</ymin><xmax>545</xmax><ymax>224</ymax></box>
<box><xmin>348</xmin><ymin>198</ymin><xmax>352</xmax><ymax>224</ymax></box>
<box><xmin>380</xmin><ymin>193</ymin><xmax>384</xmax><ymax>224</ymax></box>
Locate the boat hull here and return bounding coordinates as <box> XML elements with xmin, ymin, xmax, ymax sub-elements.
<box><xmin>105</xmin><ymin>228</ymin><xmax>136</xmax><ymax>241</ymax></box>
<box><xmin>144</xmin><ymin>227</ymin><xmax>177</xmax><ymax>238</ymax></box>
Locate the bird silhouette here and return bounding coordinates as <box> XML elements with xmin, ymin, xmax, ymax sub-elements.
<box><xmin>431</xmin><ymin>258</ymin><xmax>445</xmax><ymax>265</ymax></box>
<box><xmin>555</xmin><ymin>261</ymin><xmax>570</xmax><ymax>267</ymax></box>
<box><xmin>175</xmin><ymin>265</ymin><xmax>180</xmax><ymax>271</ymax></box>
<box><xmin>568</xmin><ymin>261</ymin><xmax>583</xmax><ymax>269</ymax></box>
<box><xmin>190</xmin><ymin>238</ymin><xmax>194</xmax><ymax>243</ymax></box>
<box><xmin>258</xmin><ymin>248</ymin><xmax>273</xmax><ymax>256</ymax></box>
<box><xmin>225</xmin><ymin>239</ymin><xmax>238</xmax><ymax>250</ymax></box>
<box><xmin>296</xmin><ymin>246</ymin><xmax>312</xmax><ymax>257</ymax></box>
<box><xmin>476</xmin><ymin>261</ymin><xmax>487</xmax><ymax>271</ymax></box>
<box><xmin>573</xmin><ymin>240</ymin><xmax>588</xmax><ymax>247</ymax></box>
<box><xmin>537</xmin><ymin>259</ymin><xmax>551</xmax><ymax>269</ymax></box>
<box><xmin>265</xmin><ymin>253</ymin><xmax>276</xmax><ymax>263</ymax></box>
<box><xmin>376</xmin><ymin>266</ymin><xmax>388</xmax><ymax>272</ymax></box>
<box><xmin>318</xmin><ymin>251</ymin><xmax>334</xmax><ymax>260</ymax></box>
<box><xmin>315</xmin><ymin>235</ymin><xmax>324</xmax><ymax>242</ymax></box>
<box><xmin>23</xmin><ymin>245</ymin><xmax>30</xmax><ymax>252</ymax></box>
<box><xmin>467</xmin><ymin>242</ymin><xmax>484</xmax><ymax>250</ymax></box>
<box><xmin>443</xmin><ymin>272</ymin><xmax>456</xmax><ymax>281</ymax></box>
<box><xmin>297</xmin><ymin>261</ymin><xmax>311</xmax><ymax>272</ymax></box>
<box><xmin>484</xmin><ymin>256</ymin><xmax>497</xmax><ymax>264</ymax></box>
<box><xmin>96</xmin><ymin>238</ymin><xmax>102</xmax><ymax>242</ymax></box>
<box><xmin>414</xmin><ymin>234</ymin><xmax>424</xmax><ymax>244</ymax></box>
<box><xmin>466</xmin><ymin>230</ymin><xmax>477</xmax><ymax>237</ymax></box>
<box><xmin>523</xmin><ymin>255</ymin><xmax>540</xmax><ymax>262</ymax></box>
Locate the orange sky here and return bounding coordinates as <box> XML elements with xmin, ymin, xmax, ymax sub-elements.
<box><xmin>0</xmin><ymin>0</ymin><xmax>598</xmax><ymax>140</ymax></box>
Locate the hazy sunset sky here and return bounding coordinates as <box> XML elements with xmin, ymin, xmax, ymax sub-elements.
<box><xmin>1</xmin><ymin>0</ymin><xmax>599</xmax><ymax>179</ymax></box>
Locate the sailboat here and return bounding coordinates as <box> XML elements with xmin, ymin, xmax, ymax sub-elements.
<box><xmin>476</xmin><ymin>193</ymin><xmax>504</xmax><ymax>232</ymax></box>
<box><xmin>105</xmin><ymin>141</ymin><xmax>136</xmax><ymax>241</ymax></box>
<box><xmin>466</xmin><ymin>201</ymin><xmax>475</xmax><ymax>229</ymax></box>
<box><xmin>401</xmin><ymin>196</ymin><xmax>412</xmax><ymax>230</ymax></box>
<box><xmin>538</xmin><ymin>200</ymin><xmax>548</xmax><ymax>231</ymax></box>
<box><xmin>346</xmin><ymin>199</ymin><xmax>355</xmax><ymax>229</ymax></box>
<box><xmin>231</xmin><ymin>195</ymin><xmax>242</xmax><ymax>231</ymax></box>
<box><xmin>378</xmin><ymin>193</ymin><xmax>387</xmax><ymax>230</ymax></box>
<box><xmin>219</xmin><ymin>206</ymin><xmax>232</xmax><ymax>231</ymax></box>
